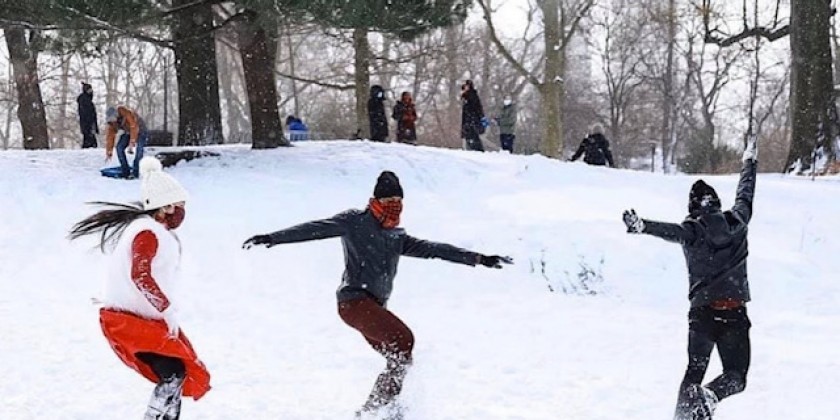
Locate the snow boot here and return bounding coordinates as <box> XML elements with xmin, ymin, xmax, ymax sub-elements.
<box><xmin>144</xmin><ymin>374</ymin><xmax>184</xmax><ymax>420</ymax></box>
<box><xmin>677</xmin><ymin>384</ymin><xmax>718</xmax><ymax>420</ymax></box>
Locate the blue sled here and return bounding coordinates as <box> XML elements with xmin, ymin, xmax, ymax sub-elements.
<box><xmin>100</xmin><ymin>166</ymin><xmax>129</xmax><ymax>178</ymax></box>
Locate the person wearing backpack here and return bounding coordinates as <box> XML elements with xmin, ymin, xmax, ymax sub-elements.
<box><xmin>622</xmin><ymin>138</ymin><xmax>757</xmax><ymax>420</ymax></box>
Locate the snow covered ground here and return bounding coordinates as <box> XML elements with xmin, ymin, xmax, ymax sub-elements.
<box><xmin>1</xmin><ymin>141</ymin><xmax>838</xmax><ymax>419</ymax></box>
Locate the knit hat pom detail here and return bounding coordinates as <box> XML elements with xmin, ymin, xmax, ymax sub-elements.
<box><xmin>140</xmin><ymin>156</ymin><xmax>163</xmax><ymax>179</ymax></box>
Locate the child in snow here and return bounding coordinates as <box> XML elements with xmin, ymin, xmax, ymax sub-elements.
<box><xmin>243</xmin><ymin>171</ymin><xmax>511</xmax><ymax>418</ymax></box>
<box><xmin>622</xmin><ymin>139</ymin><xmax>757</xmax><ymax>420</ymax></box>
<box><xmin>69</xmin><ymin>156</ymin><xmax>210</xmax><ymax>420</ymax></box>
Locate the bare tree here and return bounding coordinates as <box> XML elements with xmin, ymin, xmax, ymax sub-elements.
<box><xmin>478</xmin><ymin>0</ymin><xmax>594</xmax><ymax>158</ymax></box>
<box><xmin>3</xmin><ymin>26</ymin><xmax>49</xmax><ymax>149</ymax></box>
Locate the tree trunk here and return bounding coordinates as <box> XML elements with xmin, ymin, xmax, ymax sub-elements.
<box><xmin>353</xmin><ymin>27</ymin><xmax>371</xmax><ymax>139</ymax></box>
<box><xmin>787</xmin><ymin>0</ymin><xmax>837</xmax><ymax>173</ymax></box>
<box><xmin>4</xmin><ymin>27</ymin><xmax>49</xmax><ymax>150</ymax></box>
<box><xmin>171</xmin><ymin>1</ymin><xmax>224</xmax><ymax>145</ymax></box>
<box><xmin>540</xmin><ymin>0</ymin><xmax>563</xmax><ymax>158</ymax></box>
<box><xmin>238</xmin><ymin>12</ymin><xmax>287</xmax><ymax>149</ymax></box>
<box><xmin>56</xmin><ymin>53</ymin><xmax>70</xmax><ymax>149</ymax></box>
<box><xmin>445</xmin><ymin>25</ymin><xmax>462</xmax><ymax>146</ymax></box>
<box><xmin>660</xmin><ymin>0</ymin><xmax>676</xmax><ymax>173</ymax></box>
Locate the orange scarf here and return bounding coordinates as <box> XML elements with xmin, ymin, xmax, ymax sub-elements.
<box><xmin>369</xmin><ymin>198</ymin><xmax>402</xmax><ymax>229</ymax></box>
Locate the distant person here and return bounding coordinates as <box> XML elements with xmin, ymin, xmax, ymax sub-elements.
<box><xmin>285</xmin><ymin>115</ymin><xmax>309</xmax><ymax>141</ymax></box>
<box><xmin>77</xmin><ymin>82</ymin><xmax>98</xmax><ymax>149</ymax></box>
<box><xmin>368</xmin><ymin>85</ymin><xmax>389</xmax><ymax>142</ymax></box>
<box><xmin>69</xmin><ymin>156</ymin><xmax>211</xmax><ymax>420</ymax></box>
<box><xmin>622</xmin><ymin>139</ymin><xmax>757</xmax><ymax>420</ymax></box>
<box><xmin>497</xmin><ymin>95</ymin><xmax>517</xmax><ymax>153</ymax></box>
<box><xmin>570</xmin><ymin>123</ymin><xmax>615</xmax><ymax>167</ymax></box>
<box><xmin>243</xmin><ymin>171</ymin><xmax>512</xmax><ymax>418</ymax></box>
<box><xmin>392</xmin><ymin>91</ymin><xmax>418</xmax><ymax>145</ymax></box>
<box><xmin>461</xmin><ymin>80</ymin><xmax>485</xmax><ymax>152</ymax></box>
<box><xmin>105</xmin><ymin>105</ymin><xmax>149</xmax><ymax>179</ymax></box>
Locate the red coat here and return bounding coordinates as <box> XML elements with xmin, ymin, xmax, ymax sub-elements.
<box><xmin>99</xmin><ymin>308</ymin><xmax>211</xmax><ymax>400</ymax></box>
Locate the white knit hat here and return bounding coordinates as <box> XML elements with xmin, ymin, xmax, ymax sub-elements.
<box><xmin>140</xmin><ymin>157</ymin><xmax>188</xmax><ymax>210</ymax></box>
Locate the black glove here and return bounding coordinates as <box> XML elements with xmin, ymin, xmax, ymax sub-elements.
<box><xmin>242</xmin><ymin>234</ymin><xmax>272</xmax><ymax>249</ymax></box>
<box><xmin>479</xmin><ymin>255</ymin><xmax>514</xmax><ymax>269</ymax></box>
<box><xmin>622</xmin><ymin>209</ymin><xmax>645</xmax><ymax>233</ymax></box>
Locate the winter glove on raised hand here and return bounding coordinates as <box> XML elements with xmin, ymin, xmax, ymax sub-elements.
<box><xmin>623</xmin><ymin>209</ymin><xmax>645</xmax><ymax>233</ymax></box>
<box><xmin>742</xmin><ymin>135</ymin><xmax>757</xmax><ymax>163</ymax></box>
<box><xmin>242</xmin><ymin>234</ymin><xmax>272</xmax><ymax>249</ymax></box>
<box><xmin>162</xmin><ymin>308</ymin><xmax>179</xmax><ymax>339</ymax></box>
<box><xmin>478</xmin><ymin>255</ymin><xmax>514</xmax><ymax>269</ymax></box>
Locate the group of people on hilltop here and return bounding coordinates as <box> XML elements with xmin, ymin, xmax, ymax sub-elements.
<box><xmin>367</xmin><ymin>79</ymin><xmax>520</xmax><ymax>153</ymax></box>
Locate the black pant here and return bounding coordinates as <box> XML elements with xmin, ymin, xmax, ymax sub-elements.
<box><xmin>81</xmin><ymin>130</ymin><xmax>97</xmax><ymax>148</ymax></box>
<box><xmin>678</xmin><ymin>306</ymin><xmax>751</xmax><ymax>404</ymax></box>
<box><xmin>500</xmin><ymin>134</ymin><xmax>515</xmax><ymax>152</ymax></box>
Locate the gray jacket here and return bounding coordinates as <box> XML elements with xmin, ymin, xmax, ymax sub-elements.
<box><xmin>498</xmin><ymin>103</ymin><xmax>517</xmax><ymax>135</ymax></box>
<box><xmin>267</xmin><ymin>209</ymin><xmax>479</xmax><ymax>304</ymax></box>
<box><xmin>642</xmin><ymin>161</ymin><xmax>756</xmax><ymax>308</ymax></box>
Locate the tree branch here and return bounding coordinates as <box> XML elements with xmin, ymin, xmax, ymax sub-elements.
<box><xmin>476</xmin><ymin>0</ymin><xmax>542</xmax><ymax>87</ymax></box>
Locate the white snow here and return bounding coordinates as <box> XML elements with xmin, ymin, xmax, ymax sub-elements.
<box><xmin>1</xmin><ymin>141</ymin><xmax>838</xmax><ymax>419</ymax></box>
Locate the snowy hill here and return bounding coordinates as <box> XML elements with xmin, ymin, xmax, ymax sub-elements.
<box><xmin>1</xmin><ymin>141</ymin><xmax>838</xmax><ymax>420</ymax></box>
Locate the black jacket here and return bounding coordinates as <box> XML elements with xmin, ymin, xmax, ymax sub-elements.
<box><xmin>571</xmin><ymin>133</ymin><xmax>614</xmax><ymax>167</ymax></box>
<box><xmin>641</xmin><ymin>161</ymin><xmax>757</xmax><ymax>307</ymax></box>
<box><xmin>461</xmin><ymin>88</ymin><xmax>484</xmax><ymax>139</ymax></box>
<box><xmin>368</xmin><ymin>85</ymin><xmax>388</xmax><ymax>141</ymax></box>
<box><xmin>77</xmin><ymin>91</ymin><xmax>98</xmax><ymax>134</ymax></box>
<box><xmin>266</xmin><ymin>209</ymin><xmax>479</xmax><ymax>305</ymax></box>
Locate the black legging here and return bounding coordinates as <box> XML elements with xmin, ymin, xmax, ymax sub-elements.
<box><xmin>137</xmin><ymin>353</ymin><xmax>186</xmax><ymax>381</ymax></box>
<box><xmin>678</xmin><ymin>306</ymin><xmax>751</xmax><ymax>404</ymax></box>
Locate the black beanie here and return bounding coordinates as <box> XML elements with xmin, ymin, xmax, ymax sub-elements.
<box><xmin>373</xmin><ymin>171</ymin><xmax>403</xmax><ymax>199</ymax></box>
<box><xmin>689</xmin><ymin>180</ymin><xmax>720</xmax><ymax>213</ymax></box>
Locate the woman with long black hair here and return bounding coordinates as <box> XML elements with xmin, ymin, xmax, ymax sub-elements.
<box><xmin>69</xmin><ymin>156</ymin><xmax>210</xmax><ymax>420</ymax></box>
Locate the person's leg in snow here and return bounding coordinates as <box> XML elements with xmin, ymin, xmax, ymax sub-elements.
<box><xmin>706</xmin><ymin>307</ymin><xmax>751</xmax><ymax>400</ymax></box>
<box><xmin>115</xmin><ymin>133</ymin><xmax>131</xmax><ymax>178</ymax></box>
<box><xmin>675</xmin><ymin>307</ymin><xmax>716</xmax><ymax>419</ymax></box>
<box><xmin>675</xmin><ymin>306</ymin><xmax>751</xmax><ymax>419</ymax></box>
<box><xmin>339</xmin><ymin>297</ymin><xmax>414</xmax><ymax>416</ymax></box>
<box><xmin>137</xmin><ymin>353</ymin><xmax>186</xmax><ymax>420</ymax></box>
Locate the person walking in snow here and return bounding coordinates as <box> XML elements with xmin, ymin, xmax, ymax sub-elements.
<box><xmin>622</xmin><ymin>138</ymin><xmax>757</xmax><ymax>420</ymax></box>
<box><xmin>77</xmin><ymin>82</ymin><xmax>99</xmax><ymax>149</ymax></box>
<box><xmin>392</xmin><ymin>91</ymin><xmax>418</xmax><ymax>145</ymax></box>
<box><xmin>105</xmin><ymin>105</ymin><xmax>149</xmax><ymax>179</ymax></box>
<box><xmin>496</xmin><ymin>95</ymin><xmax>517</xmax><ymax>153</ymax></box>
<box><xmin>69</xmin><ymin>156</ymin><xmax>211</xmax><ymax>420</ymax></box>
<box><xmin>243</xmin><ymin>171</ymin><xmax>511</xmax><ymax>418</ymax></box>
<box><xmin>461</xmin><ymin>80</ymin><xmax>486</xmax><ymax>152</ymax></box>
<box><xmin>368</xmin><ymin>85</ymin><xmax>389</xmax><ymax>142</ymax></box>
<box><xmin>570</xmin><ymin>123</ymin><xmax>615</xmax><ymax>167</ymax></box>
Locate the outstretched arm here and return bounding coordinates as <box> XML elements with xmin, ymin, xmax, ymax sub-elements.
<box><xmin>402</xmin><ymin>235</ymin><xmax>480</xmax><ymax>266</ymax></box>
<box><xmin>731</xmin><ymin>160</ymin><xmax>757</xmax><ymax>224</ymax></box>
<box><xmin>624</xmin><ymin>209</ymin><xmax>696</xmax><ymax>245</ymax></box>
<box><xmin>570</xmin><ymin>140</ymin><xmax>586</xmax><ymax>161</ymax></box>
<box><xmin>244</xmin><ymin>213</ymin><xmax>349</xmax><ymax>248</ymax></box>
<box><xmin>642</xmin><ymin>220</ymin><xmax>697</xmax><ymax>244</ymax></box>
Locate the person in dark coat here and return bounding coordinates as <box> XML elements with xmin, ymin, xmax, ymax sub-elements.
<box><xmin>461</xmin><ymin>80</ymin><xmax>485</xmax><ymax>152</ymax></box>
<box><xmin>570</xmin><ymin>123</ymin><xmax>615</xmax><ymax>167</ymax></box>
<box><xmin>243</xmin><ymin>171</ymin><xmax>512</xmax><ymax>417</ymax></box>
<box><xmin>368</xmin><ymin>85</ymin><xmax>389</xmax><ymax>142</ymax></box>
<box><xmin>77</xmin><ymin>82</ymin><xmax>98</xmax><ymax>148</ymax></box>
<box><xmin>622</xmin><ymin>139</ymin><xmax>758</xmax><ymax>420</ymax></box>
<box><xmin>392</xmin><ymin>92</ymin><xmax>418</xmax><ymax>145</ymax></box>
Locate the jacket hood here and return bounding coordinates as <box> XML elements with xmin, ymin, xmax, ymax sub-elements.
<box><xmin>689</xmin><ymin>180</ymin><xmax>721</xmax><ymax>214</ymax></box>
<box><xmin>370</xmin><ymin>85</ymin><xmax>385</xmax><ymax>100</ymax></box>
